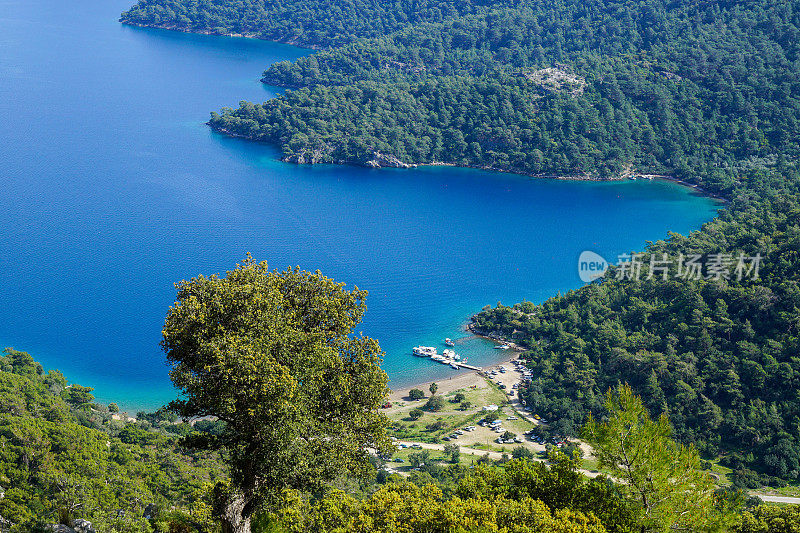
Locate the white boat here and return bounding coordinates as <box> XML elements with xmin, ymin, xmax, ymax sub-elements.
<box><xmin>450</xmin><ymin>362</ymin><xmax>459</xmax><ymax>369</ymax></box>
<box><xmin>444</xmin><ymin>338</ymin><xmax>455</xmax><ymax>347</ymax></box>
<box><xmin>431</xmin><ymin>354</ymin><xmax>445</xmax><ymax>362</ymax></box>
<box><xmin>412</xmin><ymin>346</ymin><xmax>437</xmax><ymax>357</ymax></box>
<box><xmin>442</xmin><ymin>349</ymin><xmax>455</xmax><ymax>358</ymax></box>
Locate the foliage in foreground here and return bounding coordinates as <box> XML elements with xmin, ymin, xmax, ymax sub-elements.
<box><xmin>272</xmin><ymin>453</ymin><xmax>634</xmax><ymax>533</ymax></box>
<box><xmin>0</xmin><ymin>348</ymin><xmax>226</xmax><ymax>532</ymax></box>
<box><xmin>585</xmin><ymin>385</ymin><xmax>720</xmax><ymax>532</ymax></box>
<box><xmin>4</xmin><ymin>294</ymin><xmax>798</xmax><ymax>533</ymax></box>
<box><xmin>277</xmin><ymin>480</ymin><xmax>608</xmax><ymax>533</ymax></box>
<box><xmin>162</xmin><ymin>256</ymin><xmax>392</xmax><ymax>532</ymax></box>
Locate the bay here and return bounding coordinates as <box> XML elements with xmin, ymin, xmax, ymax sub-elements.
<box><xmin>0</xmin><ymin>0</ymin><xmax>719</xmax><ymax>410</ymax></box>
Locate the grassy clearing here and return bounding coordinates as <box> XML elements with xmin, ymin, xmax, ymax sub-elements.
<box><xmin>387</xmin><ymin>376</ymin><xmax>516</xmax><ymax>443</ymax></box>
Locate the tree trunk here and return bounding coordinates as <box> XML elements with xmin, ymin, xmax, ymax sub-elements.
<box><xmin>220</xmin><ymin>493</ymin><xmax>251</xmax><ymax>533</ymax></box>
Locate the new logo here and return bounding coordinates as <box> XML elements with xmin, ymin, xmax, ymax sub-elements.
<box><xmin>578</xmin><ymin>251</ymin><xmax>608</xmax><ymax>282</ymax></box>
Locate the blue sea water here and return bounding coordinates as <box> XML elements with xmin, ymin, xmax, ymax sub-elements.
<box><xmin>0</xmin><ymin>0</ymin><xmax>720</xmax><ymax>410</ymax></box>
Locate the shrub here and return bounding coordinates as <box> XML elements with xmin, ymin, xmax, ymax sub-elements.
<box><xmin>512</xmin><ymin>446</ymin><xmax>535</xmax><ymax>460</ymax></box>
<box><xmin>408</xmin><ymin>389</ymin><xmax>425</xmax><ymax>400</ymax></box>
<box><xmin>426</xmin><ymin>420</ymin><xmax>448</xmax><ymax>431</ymax></box>
<box><xmin>425</xmin><ymin>395</ymin><xmax>445</xmax><ymax>412</ymax></box>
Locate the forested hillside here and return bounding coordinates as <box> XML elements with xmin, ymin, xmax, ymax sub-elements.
<box><xmin>474</xmin><ymin>169</ymin><xmax>800</xmax><ymax>483</ymax></box>
<box><xmin>196</xmin><ymin>0</ymin><xmax>800</xmax><ymax>192</ymax></box>
<box><xmin>0</xmin><ymin>348</ymin><xmax>226</xmax><ymax>532</ymax></box>
<box><xmin>119</xmin><ymin>0</ymin><xmax>506</xmax><ymax>47</ymax></box>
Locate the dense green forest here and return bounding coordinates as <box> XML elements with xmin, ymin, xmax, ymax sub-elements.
<box><xmin>0</xmin><ymin>348</ymin><xmax>647</xmax><ymax>532</ymax></box>
<box><xmin>8</xmin><ymin>345</ymin><xmax>795</xmax><ymax>533</ymax></box>
<box><xmin>0</xmin><ymin>348</ymin><xmax>228</xmax><ymax>531</ymax></box>
<box><xmin>474</xmin><ymin>167</ymin><xmax>800</xmax><ymax>483</ymax></box>
<box><xmin>119</xmin><ymin>0</ymin><xmax>506</xmax><ymax>47</ymax></box>
<box><xmin>186</xmin><ymin>0</ymin><xmax>800</xmax><ymax>191</ymax></box>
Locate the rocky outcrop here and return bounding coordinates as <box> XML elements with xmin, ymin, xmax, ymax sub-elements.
<box><xmin>48</xmin><ymin>519</ymin><xmax>96</xmax><ymax>533</ymax></box>
<box><xmin>281</xmin><ymin>148</ymin><xmax>333</xmax><ymax>165</ymax></box>
<box><xmin>524</xmin><ymin>65</ymin><xmax>587</xmax><ymax>96</ymax></box>
<box><xmin>363</xmin><ymin>152</ymin><xmax>417</xmax><ymax>169</ymax></box>
<box><xmin>283</xmin><ymin>149</ymin><xmax>416</xmax><ymax>169</ymax></box>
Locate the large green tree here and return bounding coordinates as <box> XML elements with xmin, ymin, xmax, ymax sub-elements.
<box><xmin>162</xmin><ymin>256</ymin><xmax>391</xmax><ymax>533</ymax></box>
<box><xmin>583</xmin><ymin>384</ymin><xmax>722</xmax><ymax>533</ymax></box>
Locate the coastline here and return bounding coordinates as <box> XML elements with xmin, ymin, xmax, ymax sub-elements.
<box><xmin>119</xmin><ymin>20</ymin><xmax>321</xmax><ymax>49</ymax></box>
<box><xmin>126</xmin><ymin>20</ymin><xmax>728</xmax><ymax>204</ymax></box>
<box><xmin>465</xmin><ymin>320</ymin><xmax>530</xmax><ymax>352</ymax></box>
<box><xmin>208</xmin><ymin>121</ymin><xmax>729</xmax><ymax>203</ymax></box>
<box><xmin>388</xmin><ymin>351</ymin><xmax>521</xmax><ymax>403</ymax></box>
<box><xmin>389</xmin><ymin>321</ymin><xmax>526</xmax><ymax>402</ymax></box>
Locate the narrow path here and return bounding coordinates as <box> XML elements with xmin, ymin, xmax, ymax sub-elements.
<box><xmin>752</xmin><ymin>494</ymin><xmax>800</xmax><ymax>504</ymax></box>
<box><xmin>396</xmin><ymin>439</ymin><xmax>505</xmax><ymax>460</ymax></box>
<box><xmin>395</xmin><ymin>440</ymin><xmax>601</xmax><ymax>478</ymax></box>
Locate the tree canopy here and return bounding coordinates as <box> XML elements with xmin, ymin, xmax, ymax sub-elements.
<box><xmin>162</xmin><ymin>256</ymin><xmax>391</xmax><ymax>532</ymax></box>
<box><xmin>173</xmin><ymin>0</ymin><xmax>800</xmax><ymax>195</ymax></box>
<box><xmin>584</xmin><ymin>384</ymin><xmax>719</xmax><ymax>532</ymax></box>
<box><xmin>0</xmin><ymin>348</ymin><xmax>226</xmax><ymax>532</ymax></box>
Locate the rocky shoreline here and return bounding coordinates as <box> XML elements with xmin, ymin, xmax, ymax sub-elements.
<box><xmin>210</xmin><ymin>121</ymin><xmax>728</xmax><ymax>201</ymax></box>
<box><xmin>135</xmin><ymin>19</ymin><xmax>726</xmax><ymax>202</ymax></box>
<box><xmin>208</xmin><ymin>125</ymin><xmax>731</xmax><ymax>203</ymax></box>
<box><xmin>208</xmin><ymin>123</ymin><xmax>643</xmax><ymax>182</ymax></box>
<box><xmin>119</xmin><ymin>20</ymin><xmax>320</xmax><ymax>49</ymax></box>
<box><xmin>465</xmin><ymin>319</ymin><xmax>528</xmax><ymax>353</ymax></box>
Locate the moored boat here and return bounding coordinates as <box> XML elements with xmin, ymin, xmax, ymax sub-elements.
<box><xmin>413</xmin><ymin>346</ymin><xmax>437</xmax><ymax>357</ymax></box>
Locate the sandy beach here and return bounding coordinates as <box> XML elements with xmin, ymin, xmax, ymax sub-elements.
<box><xmin>388</xmin><ymin>350</ymin><xmax>521</xmax><ymax>403</ymax></box>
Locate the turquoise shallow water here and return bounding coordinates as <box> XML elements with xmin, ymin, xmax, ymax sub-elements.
<box><xmin>0</xmin><ymin>0</ymin><xmax>720</xmax><ymax>410</ymax></box>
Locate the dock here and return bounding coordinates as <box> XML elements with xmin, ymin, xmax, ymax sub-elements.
<box><xmin>411</xmin><ymin>345</ymin><xmax>481</xmax><ymax>371</ymax></box>
<box><xmin>428</xmin><ymin>358</ymin><xmax>481</xmax><ymax>371</ymax></box>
